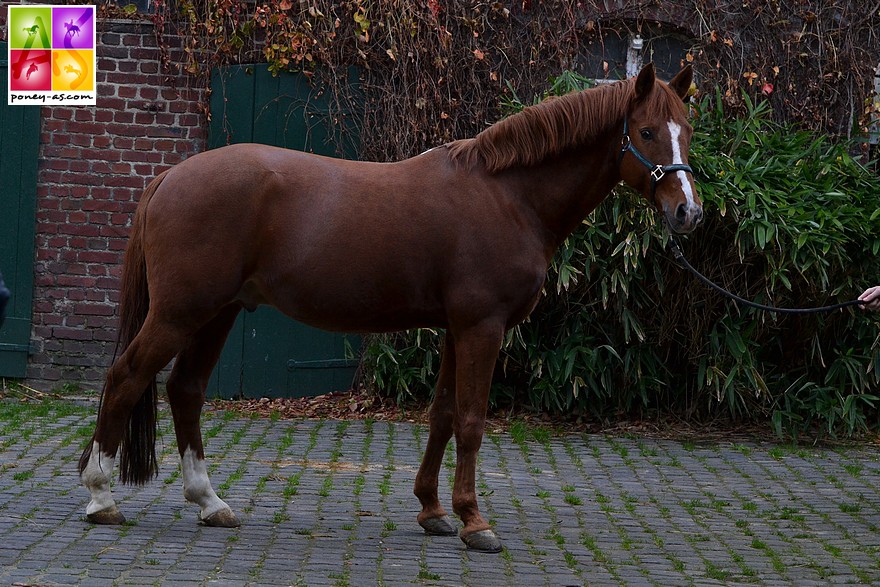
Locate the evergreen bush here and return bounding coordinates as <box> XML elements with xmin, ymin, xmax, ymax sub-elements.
<box><xmin>360</xmin><ymin>75</ymin><xmax>880</xmax><ymax>438</ymax></box>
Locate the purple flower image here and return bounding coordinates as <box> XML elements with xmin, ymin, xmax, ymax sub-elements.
<box><xmin>51</xmin><ymin>6</ymin><xmax>95</xmax><ymax>50</ymax></box>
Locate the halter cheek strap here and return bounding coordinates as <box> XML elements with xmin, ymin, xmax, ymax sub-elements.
<box><xmin>619</xmin><ymin>116</ymin><xmax>694</xmax><ymax>204</ymax></box>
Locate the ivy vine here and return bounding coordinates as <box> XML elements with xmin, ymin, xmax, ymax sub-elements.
<box><xmin>107</xmin><ymin>1</ymin><xmax>878</xmax><ymax>160</ymax></box>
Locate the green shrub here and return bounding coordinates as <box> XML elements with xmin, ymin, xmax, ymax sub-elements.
<box><xmin>360</xmin><ymin>76</ymin><xmax>880</xmax><ymax>438</ymax></box>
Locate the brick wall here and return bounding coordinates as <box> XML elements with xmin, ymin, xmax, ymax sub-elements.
<box><xmin>27</xmin><ymin>19</ymin><xmax>205</xmax><ymax>388</ymax></box>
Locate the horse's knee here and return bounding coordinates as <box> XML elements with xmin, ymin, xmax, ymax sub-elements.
<box><xmin>454</xmin><ymin>418</ymin><xmax>485</xmax><ymax>452</ymax></box>
<box><xmin>428</xmin><ymin>404</ymin><xmax>454</xmax><ymax>435</ymax></box>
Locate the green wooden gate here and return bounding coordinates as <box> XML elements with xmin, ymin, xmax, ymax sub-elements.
<box><xmin>207</xmin><ymin>65</ymin><xmax>362</xmax><ymax>399</ymax></box>
<box><xmin>0</xmin><ymin>42</ymin><xmax>40</xmax><ymax>378</ymax></box>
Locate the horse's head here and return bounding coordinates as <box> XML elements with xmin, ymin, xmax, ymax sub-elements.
<box><xmin>619</xmin><ymin>63</ymin><xmax>702</xmax><ymax>234</ymax></box>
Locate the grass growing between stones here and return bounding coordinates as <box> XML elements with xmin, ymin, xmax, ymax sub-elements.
<box><xmin>487</xmin><ymin>428</ymin><xmax>549</xmax><ymax>577</ymax></box>
<box><xmin>3</xmin><ymin>399</ymin><xmax>880</xmax><ymax>585</ymax></box>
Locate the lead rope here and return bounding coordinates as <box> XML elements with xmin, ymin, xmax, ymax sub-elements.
<box><xmin>667</xmin><ymin>236</ymin><xmax>866</xmax><ymax>314</ymax></box>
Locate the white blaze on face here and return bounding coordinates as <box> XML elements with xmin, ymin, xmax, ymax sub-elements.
<box><xmin>181</xmin><ymin>447</ymin><xmax>230</xmax><ymax>520</ymax></box>
<box><xmin>666</xmin><ymin>120</ymin><xmax>695</xmax><ymax>207</ymax></box>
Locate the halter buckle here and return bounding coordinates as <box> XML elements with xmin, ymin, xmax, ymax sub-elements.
<box><xmin>650</xmin><ymin>165</ymin><xmax>666</xmax><ymax>182</ymax></box>
<box><xmin>620</xmin><ymin>134</ymin><xmax>631</xmax><ymax>152</ymax></box>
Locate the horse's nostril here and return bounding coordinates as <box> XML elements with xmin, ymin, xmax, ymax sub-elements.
<box><xmin>675</xmin><ymin>203</ymin><xmax>688</xmax><ymax>221</ymax></box>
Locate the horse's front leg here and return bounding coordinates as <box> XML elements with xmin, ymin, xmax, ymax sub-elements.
<box><xmin>451</xmin><ymin>321</ymin><xmax>504</xmax><ymax>553</ymax></box>
<box><xmin>414</xmin><ymin>333</ymin><xmax>458</xmax><ymax>536</ymax></box>
<box><xmin>167</xmin><ymin>306</ymin><xmax>241</xmax><ymax>527</ymax></box>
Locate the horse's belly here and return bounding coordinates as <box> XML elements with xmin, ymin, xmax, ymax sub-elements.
<box><xmin>262</xmin><ymin>273</ymin><xmax>447</xmax><ymax>334</ymax></box>
<box><xmin>277</xmin><ymin>298</ymin><xmax>446</xmax><ymax>334</ymax></box>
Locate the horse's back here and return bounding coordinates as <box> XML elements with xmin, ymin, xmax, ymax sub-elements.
<box><xmin>163</xmin><ymin>142</ymin><xmax>452</xmax><ymax>210</ymax></box>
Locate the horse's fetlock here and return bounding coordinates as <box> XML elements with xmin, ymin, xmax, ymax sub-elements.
<box><xmin>183</xmin><ymin>482</ymin><xmax>210</xmax><ymax>504</ymax></box>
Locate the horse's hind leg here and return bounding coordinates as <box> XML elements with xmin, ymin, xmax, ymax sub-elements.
<box><xmin>81</xmin><ymin>317</ymin><xmax>190</xmax><ymax>524</ymax></box>
<box><xmin>414</xmin><ymin>333</ymin><xmax>458</xmax><ymax>536</ymax></box>
<box><xmin>166</xmin><ymin>304</ymin><xmax>241</xmax><ymax>527</ymax></box>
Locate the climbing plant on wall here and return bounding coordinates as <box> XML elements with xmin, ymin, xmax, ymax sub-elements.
<box><xmin>142</xmin><ymin>1</ymin><xmax>879</xmax><ymax>161</ymax></box>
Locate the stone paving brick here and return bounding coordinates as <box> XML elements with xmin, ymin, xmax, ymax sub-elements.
<box><xmin>3</xmin><ymin>400</ymin><xmax>880</xmax><ymax>585</ymax></box>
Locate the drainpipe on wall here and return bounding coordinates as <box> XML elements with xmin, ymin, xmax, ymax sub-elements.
<box><xmin>870</xmin><ymin>62</ymin><xmax>880</xmax><ymax>143</ymax></box>
<box><xmin>870</xmin><ymin>62</ymin><xmax>880</xmax><ymax>170</ymax></box>
<box><xmin>626</xmin><ymin>34</ymin><xmax>644</xmax><ymax>79</ymax></box>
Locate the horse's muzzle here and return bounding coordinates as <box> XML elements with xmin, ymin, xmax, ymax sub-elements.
<box><xmin>667</xmin><ymin>202</ymin><xmax>703</xmax><ymax>234</ymax></box>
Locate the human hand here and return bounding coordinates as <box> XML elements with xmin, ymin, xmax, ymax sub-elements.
<box><xmin>858</xmin><ymin>286</ymin><xmax>880</xmax><ymax>311</ymax></box>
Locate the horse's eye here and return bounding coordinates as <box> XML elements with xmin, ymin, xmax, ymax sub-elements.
<box><xmin>640</xmin><ymin>129</ymin><xmax>653</xmax><ymax>141</ymax></box>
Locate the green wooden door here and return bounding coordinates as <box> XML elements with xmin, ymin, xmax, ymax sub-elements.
<box><xmin>0</xmin><ymin>43</ymin><xmax>40</xmax><ymax>377</ymax></box>
<box><xmin>207</xmin><ymin>65</ymin><xmax>362</xmax><ymax>399</ymax></box>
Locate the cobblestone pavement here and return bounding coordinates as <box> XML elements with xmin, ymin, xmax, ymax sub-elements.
<box><xmin>2</xmin><ymin>399</ymin><xmax>880</xmax><ymax>586</ymax></box>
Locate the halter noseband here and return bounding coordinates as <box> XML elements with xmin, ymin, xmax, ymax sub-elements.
<box><xmin>619</xmin><ymin>116</ymin><xmax>694</xmax><ymax>204</ymax></box>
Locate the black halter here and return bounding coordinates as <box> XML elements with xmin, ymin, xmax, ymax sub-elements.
<box><xmin>619</xmin><ymin>116</ymin><xmax>694</xmax><ymax>204</ymax></box>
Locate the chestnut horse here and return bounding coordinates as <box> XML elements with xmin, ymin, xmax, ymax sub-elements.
<box><xmin>79</xmin><ymin>63</ymin><xmax>701</xmax><ymax>553</ymax></box>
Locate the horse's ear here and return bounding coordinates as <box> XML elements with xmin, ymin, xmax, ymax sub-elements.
<box><xmin>668</xmin><ymin>65</ymin><xmax>693</xmax><ymax>101</ymax></box>
<box><xmin>634</xmin><ymin>62</ymin><xmax>656</xmax><ymax>102</ymax></box>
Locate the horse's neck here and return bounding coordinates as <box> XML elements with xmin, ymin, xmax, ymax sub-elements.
<box><xmin>512</xmin><ymin>138</ymin><xmax>622</xmax><ymax>249</ymax></box>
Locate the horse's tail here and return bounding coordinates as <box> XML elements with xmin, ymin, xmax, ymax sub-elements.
<box><xmin>79</xmin><ymin>170</ymin><xmax>170</xmax><ymax>485</ymax></box>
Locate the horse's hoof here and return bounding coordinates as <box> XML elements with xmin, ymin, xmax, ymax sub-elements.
<box><xmin>419</xmin><ymin>515</ymin><xmax>457</xmax><ymax>536</ymax></box>
<box><xmin>462</xmin><ymin>529</ymin><xmax>502</xmax><ymax>553</ymax></box>
<box><xmin>86</xmin><ymin>505</ymin><xmax>125</xmax><ymax>525</ymax></box>
<box><xmin>201</xmin><ymin>508</ymin><xmax>241</xmax><ymax>528</ymax></box>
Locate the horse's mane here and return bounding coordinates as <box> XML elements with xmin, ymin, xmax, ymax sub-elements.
<box><xmin>446</xmin><ymin>78</ymin><xmax>678</xmax><ymax>174</ymax></box>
